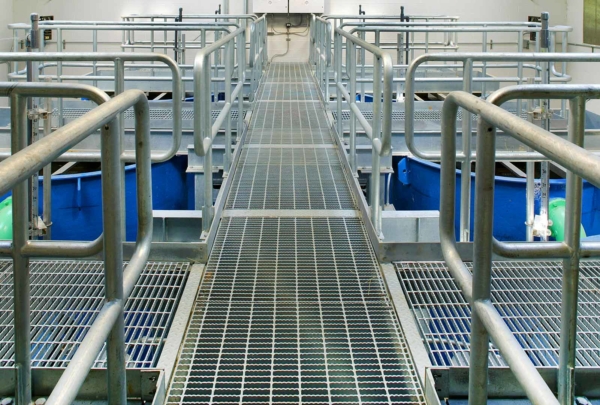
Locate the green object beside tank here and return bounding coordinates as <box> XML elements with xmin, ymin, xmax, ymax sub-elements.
<box><xmin>0</xmin><ymin>196</ymin><xmax>12</xmax><ymax>240</ymax></box>
<box><xmin>548</xmin><ymin>198</ymin><xmax>586</xmax><ymax>242</ymax></box>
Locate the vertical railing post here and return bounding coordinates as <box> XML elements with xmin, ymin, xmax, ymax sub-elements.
<box><xmin>460</xmin><ymin>58</ymin><xmax>473</xmax><ymax>242</ymax></box>
<box><xmin>539</xmin><ymin>12</ymin><xmax>551</xmax><ymax>241</ymax></box>
<box><xmin>525</xmin><ymin>77</ymin><xmax>536</xmax><ymax>241</ymax></box>
<box><xmin>43</xmin><ymin>92</ymin><xmax>53</xmax><ymax>240</ymax></box>
<box><xmin>359</xmin><ymin>30</ymin><xmax>366</xmax><ymax>102</ymax></box>
<box><xmin>558</xmin><ymin>96</ymin><xmax>586</xmax><ymax>405</ymax></box>
<box><xmin>249</xmin><ymin>23</ymin><xmax>256</xmax><ymax>99</ymax></box>
<box><xmin>93</xmin><ymin>28</ymin><xmax>98</xmax><ymax>88</ymax></box>
<box><xmin>516</xmin><ymin>31</ymin><xmax>523</xmax><ymax>122</ymax></box>
<box><xmin>57</xmin><ymin>27</ymin><xmax>63</xmax><ymax>126</ymax></box>
<box><xmin>468</xmin><ymin>117</ymin><xmax>497</xmax><ymax>405</ymax></box>
<box><xmin>481</xmin><ymin>28</ymin><xmax>488</xmax><ymax>98</ymax></box>
<box><xmin>114</xmin><ymin>58</ymin><xmax>126</xmax><ymax>237</ymax></box>
<box><xmin>224</xmin><ymin>41</ymin><xmax>232</xmax><ymax>174</ymax></box>
<box><xmin>325</xmin><ymin>24</ymin><xmax>331</xmax><ymax>102</ymax></box>
<box><xmin>237</xmin><ymin>31</ymin><xmax>245</xmax><ymax>142</ymax></box>
<box><xmin>11</xmin><ymin>93</ymin><xmax>32</xmax><ymax>405</ymax></box>
<box><xmin>335</xmin><ymin>30</ymin><xmax>342</xmax><ymax>137</ymax></box>
<box><xmin>349</xmin><ymin>42</ymin><xmax>357</xmax><ymax>173</ymax></box>
<box><xmin>370</xmin><ymin>56</ymin><xmax>382</xmax><ymax>235</ymax></box>
<box><xmin>101</xmin><ymin>116</ymin><xmax>126</xmax><ymax>405</ymax></box>
<box><xmin>201</xmin><ymin>54</ymin><xmax>213</xmax><ymax>233</ymax></box>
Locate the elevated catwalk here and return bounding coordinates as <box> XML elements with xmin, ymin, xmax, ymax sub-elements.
<box><xmin>165</xmin><ymin>63</ymin><xmax>425</xmax><ymax>404</ymax></box>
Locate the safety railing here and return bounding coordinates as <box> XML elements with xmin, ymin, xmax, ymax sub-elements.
<box><xmin>122</xmin><ymin>13</ymin><xmax>258</xmax><ymax>26</ymax></box>
<box><xmin>323</xmin><ymin>14</ymin><xmax>459</xmax><ymax>33</ymax></box>
<box><xmin>0</xmin><ymin>82</ymin><xmax>152</xmax><ymax>405</ymax></box>
<box><xmin>10</xmin><ymin>13</ymin><xmax>267</xmax><ymax>108</ymax></box>
<box><xmin>249</xmin><ymin>15</ymin><xmax>268</xmax><ymax>97</ymax></box>
<box><xmin>312</xmin><ymin>16</ymin><xmax>333</xmax><ymax>101</ymax></box>
<box><xmin>314</xmin><ymin>18</ymin><xmax>572</xmax><ymax>101</ymax></box>
<box><xmin>195</xmin><ymin>26</ymin><xmax>247</xmax><ymax>235</ymax></box>
<box><xmin>406</xmin><ymin>52</ymin><xmax>600</xmax><ymax>242</ymax></box>
<box><xmin>4</xmin><ymin>51</ymin><xmax>182</xmax><ymax>162</ymax></box>
<box><xmin>333</xmin><ymin>27</ymin><xmax>393</xmax><ymax>236</ymax></box>
<box><xmin>9</xmin><ymin>19</ymin><xmax>240</xmax><ymax>64</ymax></box>
<box><xmin>439</xmin><ymin>84</ymin><xmax>600</xmax><ymax>405</ymax></box>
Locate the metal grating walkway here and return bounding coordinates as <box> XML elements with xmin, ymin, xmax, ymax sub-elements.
<box><xmin>395</xmin><ymin>261</ymin><xmax>600</xmax><ymax>368</ymax></box>
<box><xmin>0</xmin><ymin>260</ymin><xmax>189</xmax><ymax>369</ymax></box>
<box><xmin>166</xmin><ymin>63</ymin><xmax>425</xmax><ymax>404</ymax></box>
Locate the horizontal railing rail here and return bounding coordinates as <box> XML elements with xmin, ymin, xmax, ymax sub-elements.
<box><xmin>439</xmin><ymin>85</ymin><xmax>600</xmax><ymax>405</ymax></box>
<box><xmin>334</xmin><ymin>26</ymin><xmax>393</xmax><ymax>236</ymax></box>
<box><xmin>0</xmin><ymin>82</ymin><xmax>152</xmax><ymax>405</ymax></box>
<box><xmin>195</xmin><ymin>26</ymin><xmax>248</xmax><ymax>235</ymax></box>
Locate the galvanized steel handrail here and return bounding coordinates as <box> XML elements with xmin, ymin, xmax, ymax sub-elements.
<box><xmin>405</xmin><ymin>52</ymin><xmax>598</xmax><ymax>242</ymax></box>
<box><xmin>3</xmin><ymin>52</ymin><xmax>182</xmax><ymax>163</ymax></box>
<box><xmin>0</xmin><ymin>82</ymin><xmax>153</xmax><ymax>405</ymax></box>
<box><xmin>313</xmin><ymin>16</ymin><xmax>333</xmax><ymax>101</ymax></box>
<box><xmin>404</xmin><ymin>53</ymin><xmax>600</xmax><ymax>162</ymax></box>
<box><xmin>195</xmin><ymin>26</ymin><xmax>248</xmax><ymax>234</ymax></box>
<box><xmin>334</xmin><ymin>26</ymin><xmax>393</xmax><ymax>236</ymax></box>
<box><xmin>249</xmin><ymin>15</ymin><xmax>268</xmax><ymax>96</ymax></box>
<box><xmin>121</xmin><ymin>13</ymin><xmax>259</xmax><ymax>20</ymax></box>
<box><xmin>439</xmin><ymin>85</ymin><xmax>600</xmax><ymax>405</ymax></box>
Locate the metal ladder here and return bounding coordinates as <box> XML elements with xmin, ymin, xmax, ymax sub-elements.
<box><xmin>165</xmin><ymin>62</ymin><xmax>425</xmax><ymax>404</ymax></box>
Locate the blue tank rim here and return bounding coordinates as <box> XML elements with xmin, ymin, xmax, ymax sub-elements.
<box><xmin>405</xmin><ymin>157</ymin><xmax>570</xmax><ymax>186</ymax></box>
<box><xmin>45</xmin><ymin>163</ymin><xmax>138</xmax><ymax>182</ymax></box>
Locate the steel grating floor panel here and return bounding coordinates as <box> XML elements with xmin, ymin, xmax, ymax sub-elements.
<box><xmin>0</xmin><ymin>260</ymin><xmax>189</xmax><ymax>368</ymax></box>
<box><xmin>166</xmin><ymin>62</ymin><xmax>425</xmax><ymax>404</ymax></box>
<box><xmin>257</xmin><ymin>82</ymin><xmax>320</xmax><ymax>101</ymax></box>
<box><xmin>226</xmin><ymin>148</ymin><xmax>355</xmax><ymax>210</ymax></box>
<box><xmin>264</xmin><ymin>62</ymin><xmax>314</xmax><ymax>83</ymax></box>
<box><xmin>167</xmin><ymin>217</ymin><xmax>424</xmax><ymax>405</ymax></box>
<box><xmin>395</xmin><ymin>261</ymin><xmax>600</xmax><ymax>368</ymax></box>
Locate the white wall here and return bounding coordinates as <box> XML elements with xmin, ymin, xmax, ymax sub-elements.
<box><xmin>567</xmin><ymin>0</ymin><xmax>600</xmax><ymax>114</ymax></box>
<box><xmin>0</xmin><ymin>0</ymin><xmax>13</xmax><ymax>105</ymax></box>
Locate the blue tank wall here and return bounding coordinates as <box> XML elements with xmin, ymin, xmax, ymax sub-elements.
<box><xmin>1</xmin><ymin>156</ymin><xmax>190</xmax><ymax>242</ymax></box>
<box><xmin>393</xmin><ymin>157</ymin><xmax>600</xmax><ymax>241</ymax></box>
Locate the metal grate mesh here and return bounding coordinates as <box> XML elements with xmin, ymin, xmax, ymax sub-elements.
<box><xmin>257</xmin><ymin>82</ymin><xmax>320</xmax><ymax>101</ymax></box>
<box><xmin>226</xmin><ymin>148</ymin><xmax>355</xmax><ymax>210</ymax></box>
<box><xmin>395</xmin><ymin>261</ymin><xmax>600</xmax><ymax>368</ymax></box>
<box><xmin>247</xmin><ymin>85</ymin><xmax>333</xmax><ymax>145</ymax></box>
<box><xmin>332</xmin><ymin>109</ymin><xmax>529</xmax><ymax>122</ymax></box>
<box><xmin>167</xmin><ymin>217</ymin><xmax>425</xmax><ymax>405</ymax></box>
<box><xmin>264</xmin><ymin>62</ymin><xmax>314</xmax><ymax>83</ymax></box>
<box><xmin>56</xmin><ymin>108</ymin><xmax>242</xmax><ymax>122</ymax></box>
<box><xmin>0</xmin><ymin>260</ymin><xmax>189</xmax><ymax>369</ymax></box>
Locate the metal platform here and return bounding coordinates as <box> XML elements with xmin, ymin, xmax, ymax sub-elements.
<box><xmin>395</xmin><ymin>261</ymin><xmax>600</xmax><ymax>368</ymax></box>
<box><xmin>0</xmin><ymin>260</ymin><xmax>190</xmax><ymax>369</ymax></box>
<box><xmin>165</xmin><ymin>62</ymin><xmax>425</xmax><ymax>404</ymax></box>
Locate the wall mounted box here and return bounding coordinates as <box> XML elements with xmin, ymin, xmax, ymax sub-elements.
<box><xmin>253</xmin><ymin>0</ymin><xmax>288</xmax><ymax>13</ymax></box>
<box><xmin>290</xmin><ymin>0</ymin><xmax>324</xmax><ymax>13</ymax></box>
